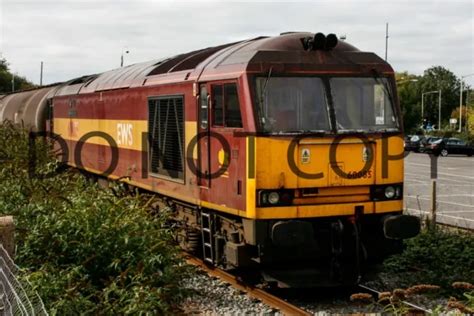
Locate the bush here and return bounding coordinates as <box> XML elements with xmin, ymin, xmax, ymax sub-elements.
<box><xmin>383</xmin><ymin>228</ymin><xmax>474</xmax><ymax>295</ymax></box>
<box><xmin>0</xmin><ymin>123</ymin><xmax>192</xmax><ymax>314</ymax></box>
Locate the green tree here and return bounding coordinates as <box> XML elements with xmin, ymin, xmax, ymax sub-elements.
<box><xmin>0</xmin><ymin>55</ymin><xmax>36</xmax><ymax>93</ymax></box>
<box><xmin>0</xmin><ymin>57</ymin><xmax>8</xmax><ymax>72</ymax></box>
<box><xmin>396</xmin><ymin>72</ymin><xmax>422</xmax><ymax>132</ymax></box>
<box><xmin>419</xmin><ymin>66</ymin><xmax>460</xmax><ymax>130</ymax></box>
<box><xmin>396</xmin><ymin>67</ymin><xmax>468</xmax><ymax>133</ymax></box>
<box><xmin>468</xmin><ymin>93</ymin><xmax>474</xmax><ymax>134</ymax></box>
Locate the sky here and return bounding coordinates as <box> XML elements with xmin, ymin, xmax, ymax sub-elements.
<box><xmin>0</xmin><ymin>0</ymin><xmax>473</xmax><ymax>86</ymax></box>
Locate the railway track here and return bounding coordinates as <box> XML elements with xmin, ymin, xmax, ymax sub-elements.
<box><xmin>185</xmin><ymin>254</ymin><xmax>436</xmax><ymax>315</ymax></box>
<box><xmin>185</xmin><ymin>255</ymin><xmax>312</xmax><ymax>316</ymax></box>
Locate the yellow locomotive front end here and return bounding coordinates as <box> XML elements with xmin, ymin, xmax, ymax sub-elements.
<box><xmin>233</xmin><ymin>73</ymin><xmax>420</xmax><ymax>287</ymax></box>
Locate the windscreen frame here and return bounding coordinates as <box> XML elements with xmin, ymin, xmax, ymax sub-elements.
<box><xmin>250</xmin><ymin>73</ymin><xmax>401</xmax><ymax>136</ymax></box>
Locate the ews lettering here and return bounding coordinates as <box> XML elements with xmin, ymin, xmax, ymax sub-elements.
<box><xmin>117</xmin><ymin>123</ymin><xmax>133</xmax><ymax>146</ymax></box>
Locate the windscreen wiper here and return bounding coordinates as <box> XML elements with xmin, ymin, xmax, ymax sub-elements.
<box><xmin>260</xmin><ymin>66</ymin><xmax>273</xmax><ymax>106</ymax></box>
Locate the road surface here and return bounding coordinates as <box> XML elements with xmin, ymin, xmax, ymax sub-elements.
<box><xmin>404</xmin><ymin>152</ymin><xmax>474</xmax><ymax>229</ymax></box>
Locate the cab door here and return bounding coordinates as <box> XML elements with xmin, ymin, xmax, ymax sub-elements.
<box><xmin>207</xmin><ymin>81</ymin><xmax>245</xmax><ymax>209</ymax></box>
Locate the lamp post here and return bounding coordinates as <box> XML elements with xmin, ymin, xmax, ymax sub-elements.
<box><xmin>438</xmin><ymin>90</ymin><xmax>442</xmax><ymax>130</ymax></box>
<box><xmin>120</xmin><ymin>47</ymin><xmax>129</xmax><ymax>67</ymax></box>
<box><xmin>40</xmin><ymin>61</ymin><xmax>44</xmax><ymax>86</ymax></box>
<box><xmin>385</xmin><ymin>22</ymin><xmax>389</xmax><ymax>61</ymax></box>
<box><xmin>421</xmin><ymin>90</ymin><xmax>441</xmax><ymax>129</ymax></box>
<box><xmin>459</xmin><ymin>73</ymin><xmax>474</xmax><ymax>132</ymax></box>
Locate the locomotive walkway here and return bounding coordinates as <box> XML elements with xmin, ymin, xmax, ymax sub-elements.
<box><xmin>404</xmin><ymin>153</ymin><xmax>474</xmax><ymax>230</ymax></box>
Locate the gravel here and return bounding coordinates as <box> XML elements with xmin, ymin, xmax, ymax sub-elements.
<box><xmin>181</xmin><ymin>270</ymin><xmax>280</xmax><ymax>315</ymax></box>
<box><xmin>180</xmin><ymin>269</ymin><xmax>385</xmax><ymax>315</ymax></box>
<box><xmin>180</xmin><ymin>268</ymin><xmax>462</xmax><ymax>315</ymax></box>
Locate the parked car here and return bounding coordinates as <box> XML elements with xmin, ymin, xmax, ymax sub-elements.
<box><xmin>419</xmin><ymin>136</ymin><xmax>441</xmax><ymax>153</ymax></box>
<box><xmin>404</xmin><ymin>135</ymin><xmax>425</xmax><ymax>152</ymax></box>
<box><xmin>428</xmin><ymin>138</ymin><xmax>474</xmax><ymax>157</ymax></box>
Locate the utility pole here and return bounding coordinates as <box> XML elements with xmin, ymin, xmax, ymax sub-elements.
<box><xmin>421</xmin><ymin>93</ymin><xmax>424</xmax><ymax>122</ymax></box>
<box><xmin>438</xmin><ymin>90</ymin><xmax>442</xmax><ymax>130</ymax></box>
<box><xmin>459</xmin><ymin>79</ymin><xmax>463</xmax><ymax>132</ymax></box>
<box><xmin>431</xmin><ymin>180</ymin><xmax>437</xmax><ymax>230</ymax></box>
<box><xmin>384</xmin><ymin>22</ymin><xmax>389</xmax><ymax>61</ymax></box>
<box><xmin>11</xmin><ymin>73</ymin><xmax>14</xmax><ymax>92</ymax></box>
<box><xmin>40</xmin><ymin>61</ymin><xmax>44</xmax><ymax>86</ymax></box>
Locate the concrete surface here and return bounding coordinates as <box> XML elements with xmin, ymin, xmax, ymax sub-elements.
<box><xmin>404</xmin><ymin>152</ymin><xmax>474</xmax><ymax>229</ymax></box>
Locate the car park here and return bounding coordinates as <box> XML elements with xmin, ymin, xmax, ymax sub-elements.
<box><xmin>404</xmin><ymin>135</ymin><xmax>425</xmax><ymax>152</ymax></box>
<box><xmin>419</xmin><ymin>136</ymin><xmax>441</xmax><ymax>153</ymax></box>
<box><xmin>429</xmin><ymin>138</ymin><xmax>474</xmax><ymax>157</ymax></box>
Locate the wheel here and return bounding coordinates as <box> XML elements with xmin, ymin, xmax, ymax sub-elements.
<box><xmin>441</xmin><ymin>149</ymin><xmax>448</xmax><ymax>157</ymax></box>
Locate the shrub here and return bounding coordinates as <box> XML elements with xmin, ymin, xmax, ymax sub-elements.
<box><xmin>383</xmin><ymin>228</ymin><xmax>474</xmax><ymax>295</ymax></box>
<box><xmin>0</xmin><ymin>123</ymin><xmax>192</xmax><ymax>314</ymax></box>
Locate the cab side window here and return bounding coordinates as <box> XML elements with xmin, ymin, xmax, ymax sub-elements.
<box><xmin>212</xmin><ymin>85</ymin><xmax>224</xmax><ymax>126</ymax></box>
<box><xmin>211</xmin><ymin>83</ymin><xmax>243</xmax><ymax>128</ymax></box>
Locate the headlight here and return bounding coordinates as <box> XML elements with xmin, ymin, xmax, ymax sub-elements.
<box><xmin>258</xmin><ymin>189</ymin><xmax>294</xmax><ymax>207</ymax></box>
<box><xmin>268</xmin><ymin>192</ymin><xmax>280</xmax><ymax>205</ymax></box>
<box><xmin>371</xmin><ymin>184</ymin><xmax>403</xmax><ymax>201</ymax></box>
<box><xmin>385</xmin><ymin>186</ymin><xmax>396</xmax><ymax>199</ymax></box>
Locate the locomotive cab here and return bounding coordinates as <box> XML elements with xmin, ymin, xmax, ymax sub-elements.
<box><xmin>211</xmin><ymin>33</ymin><xmax>420</xmax><ymax>286</ymax></box>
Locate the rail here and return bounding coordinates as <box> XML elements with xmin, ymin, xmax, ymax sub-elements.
<box><xmin>185</xmin><ymin>255</ymin><xmax>312</xmax><ymax>316</ymax></box>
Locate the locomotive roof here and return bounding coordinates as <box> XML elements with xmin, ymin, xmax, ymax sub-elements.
<box><xmin>54</xmin><ymin>32</ymin><xmax>390</xmax><ymax>97</ymax></box>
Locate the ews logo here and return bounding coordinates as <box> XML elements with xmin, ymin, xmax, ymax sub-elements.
<box><xmin>117</xmin><ymin>123</ymin><xmax>133</xmax><ymax>146</ymax></box>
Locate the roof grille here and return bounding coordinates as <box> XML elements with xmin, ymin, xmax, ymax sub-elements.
<box><xmin>147</xmin><ymin>43</ymin><xmax>238</xmax><ymax>76</ymax></box>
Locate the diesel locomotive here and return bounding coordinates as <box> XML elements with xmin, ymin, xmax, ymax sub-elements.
<box><xmin>0</xmin><ymin>32</ymin><xmax>420</xmax><ymax>287</ymax></box>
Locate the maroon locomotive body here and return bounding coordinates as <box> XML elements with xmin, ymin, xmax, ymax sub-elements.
<box><xmin>0</xmin><ymin>32</ymin><xmax>420</xmax><ymax>286</ymax></box>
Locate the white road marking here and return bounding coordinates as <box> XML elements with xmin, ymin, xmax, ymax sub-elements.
<box><xmin>406</xmin><ymin>194</ymin><xmax>474</xmax><ymax>198</ymax></box>
<box><xmin>404</xmin><ymin>178</ymin><xmax>427</xmax><ymax>184</ymax></box>
<box><xmin>434</xmin><ymin>194</ymin><xmax>474</xmax><ymax>197</ymax></box>
<box><xmin>405</xmin><ymin>169</ymin><xmax>474</xmax><ymax>180</ymax></box>
<box><xmin>405</xmin><ymin>196</ymin><xmax>474</xmax><ymax>209</ymax></box>
<box><xmin>404</xmin><ymin>183</ymin><xmax>474</xmax><ymax>187</ymax></box>
<box><xmin>442</xmin><ymin>157</ymin><xmax>474</xmax><ymax>163</ymax></box>
<box><xmin>404</xmin><ymin>155</ymin><xmax>474</xmax><ymax>229</ymax></box>
<box><xmin>404</xmin><ymin>171</ymin><xmax>474</xmax><ymax>183</ymax></box>
<box><xmin>405</xmin><ymin>176</ymin><xmax>474</xmax><ymax>185</ymax></box>
<box><xmin>437</xmin><ymin>210</ymin><xmax>474</xmax><ymax>214</ymax></box>
<box><xmin>405</xmin><ymin>162</ymin><xmax>461</xmax><ymax>170</ymax></box>
<box><xmin>432</xmin><ymin>172</ymin><xmax>474</xmax><ymax>180</ymax></box>
<box><xmin>405</xmin><ymin>208</ymin><xmax>474</xmax><ymax>224</ymax></box>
